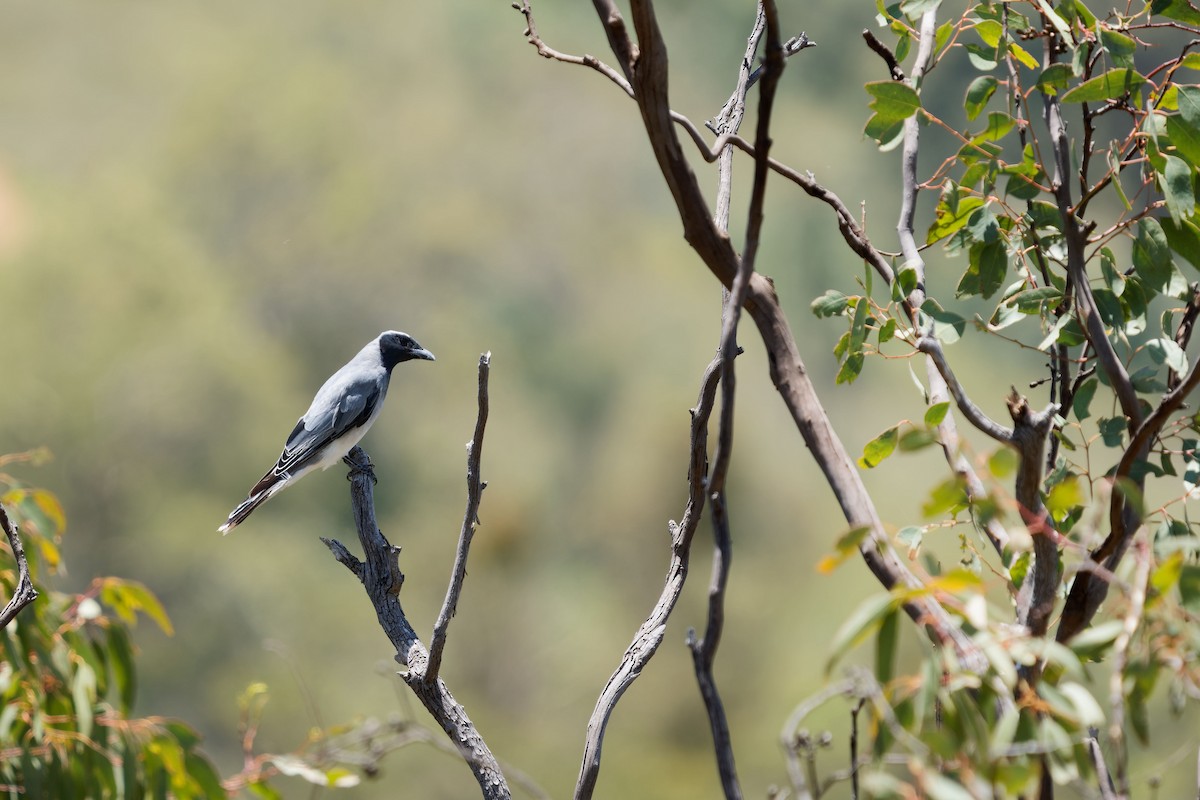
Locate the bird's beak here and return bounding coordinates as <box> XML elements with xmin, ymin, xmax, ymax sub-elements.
<box><xmin>413</xmin><ymin>348</ymin><xmax>436</xmax><ymax>362</ymax></box>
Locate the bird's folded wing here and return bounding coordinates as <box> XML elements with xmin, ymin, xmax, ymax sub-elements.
<box><xmin>275</xmin><ymin>383</ymin><xmax>380</xmax><ymax>474</ymax></box>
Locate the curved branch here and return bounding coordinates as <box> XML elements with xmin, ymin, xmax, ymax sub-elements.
<box><xmin>575</xmin><ymin>356</ymin><xmax>722</xmax><ymax>800</ymax></box>
<box><xmin>918</xmin><ymin>338</ymin><xmax>1015</xmax><ymax>444</ymax></box>
<box><xmin>0</xmin><ymin>506</ymin><xmax>38</xmax><ymax>629</ymax></box>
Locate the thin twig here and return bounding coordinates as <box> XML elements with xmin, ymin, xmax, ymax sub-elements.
<box><xmin>0</xmin><ymin>506</ymin><xmax>38</xmax><ymax>629</ymax></box>
<box><xmin>427</xmin><ymin>353</ymin><xmax>492</xmax><ymax>683</ymax></box>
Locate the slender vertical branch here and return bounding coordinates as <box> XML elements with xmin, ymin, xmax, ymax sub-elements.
<box><xmin>427</xmin><ymin>352</ymin><xmax>492</xmax><ymax>683</ymax></box>
<box><xmin>575</xmin><ymin>356</ymin><xmax>722</xmax><ymax>800</ymax></box>
<box><xmin>0</xmin><ymin>506</ymin><xmax>38</xmax><ymax>629</ymax></box>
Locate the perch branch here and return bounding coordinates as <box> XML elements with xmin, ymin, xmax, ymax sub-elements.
<box><xmin>323</xmin><ymin>447</ymin><xmax>509</xmax><ymax>800</ymax></box>
<box><xmin>0</xmin><ymin>506</ymin><xmax>38</xmax><ymax>629</ymax></box>
<box><xmin>427</xmin><ymin>353</ymin><xmax>492</xmax><ymax>683</ymax></box>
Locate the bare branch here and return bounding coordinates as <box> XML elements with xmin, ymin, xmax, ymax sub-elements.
<box><xmin>862</xmin><ymin>28</ymin><xmax>906</xmax><ymax>81</ymax></box>
<box><xmin>0</xmin><ymin>506</ymin><xmax>38</xmax><ymax>629</ymax></box>
<box><xmin>924</xmin><ymin>357</ymin><xmax>1011</xmax><ymax>556</ymax></box>
<box><xmin>710</xmin><ymin>5</ymin><xmax>764</xmax><ymax>233</ymax></box>
<box><xmin>427</xmin><ymin>352</ymin><xmax>491</xmax><ymax>683</ymax></box>
<box><xmin>1085</xmin><ymin>733</ymin><xmax>1119</xmax><ymax>800</ymax></box>
<box><xmin>681</xmin><ymin>7</ymin><xmax>788</xmax><ymax>798</ymax></box>
<box><xmin>329</xmin><ymin>447</ymin><xmax>510</xmax><ymax>800</ymax></box>
<box><xmin>1006</xmin><ymin>391</ymin><xmax>1059</xmax><ymax>646</ymax></box>
<box><xmin>515</xmin><ymin>0</ymin><xmax>633</xmax><ymax>98</ymax></box>
<box><xmin>918</xmin><ymin>337</ymin><xmax>1015</xmax><ymax>445</ymax></box>
<box><xmin>575</xmin><ymin>356</ymin><xmax>723</xmax><ymax>800</ymax></box>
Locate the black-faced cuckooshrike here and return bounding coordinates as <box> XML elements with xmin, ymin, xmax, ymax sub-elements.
<box><xmin>218</xmin><ymin>331</ymin><xmax>434</xmax><ymax>533</ymax></box>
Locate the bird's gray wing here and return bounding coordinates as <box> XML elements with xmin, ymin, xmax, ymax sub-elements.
<box><xmin>273</xmin><ymin>379</ymin><xmax>382</xmax><ymax>476</ymax></box>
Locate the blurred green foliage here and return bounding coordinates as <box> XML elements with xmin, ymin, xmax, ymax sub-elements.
<box><xmin>0</xmin><ymin>454</ymin><xmax>228</xmax><ymax>798</ymax></box>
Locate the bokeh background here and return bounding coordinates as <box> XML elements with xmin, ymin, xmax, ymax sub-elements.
<box><xmin>2</xmin><ymin>1</ymin><xmax>1198</xmax><ymax>798</ymax></box>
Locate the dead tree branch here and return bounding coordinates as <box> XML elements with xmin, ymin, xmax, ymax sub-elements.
<box><xmin>0</xmin><ymin>506</ymin><xmax>38</xmax><ymax>629</ymax></box>
<box><xmin>322</xmin><ymin>445</ymin><xmax>508</xmax><ymax>800</ymax></box>
<box><xmin>427</xmin><ymin>352</ymin><xmax>491</xmax><ymax>683</ymax></box>
<box><xmin>575</xmin><ymin>356</ymin><xmax>723</xmax><ymax>800</ymax></box>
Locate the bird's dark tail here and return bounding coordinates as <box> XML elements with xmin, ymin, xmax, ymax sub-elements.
<box><xmin>218</xmin><ymin>472</ymin><xmax>287</xmax><ymax>534</ymax></box>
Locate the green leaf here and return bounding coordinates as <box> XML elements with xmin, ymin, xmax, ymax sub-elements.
<box><xmin>922</xmin><ymin>475</ymin><xmax>969</xmax><ymax>517</ymax></box>
<box><xmin>878</xmin><ymin>317</ymin><xmax>897</xmax><ymax>344</ymax></box>
<box><xmin>1133</xmin><ymin>217</ymin><xmax>1188</xmax><ymax>297</ymax></box>
<box><xmin>1069</xmin><ymin>619</ymin><xmax>1124</xmax><ymax>660</ymax></box>
<box><xmin>1098</xmin><ymin>416</ymin><xmax>1127</xmax><ymax>447</ymax></box>
<box><xmin>971</xmin><ymin>112</ymin><xmax>1016</xmax><ymax>145</ymax></box>
<box><xmin>1160</xmin><ymin>216</ymin><xmax>1200</xmax><ymax>272</ymax></box>
<box><xmin>859</xmin><ymin>426</ymin><xmax>899</xmax><ymax>469</ymax></box>
<box><xmin>1045</xmin><ymin>476</ymin><xmax>1084</xmax><ymax>519</ymax></box>
<box><xmin>901</xmin><ymin>0</ymin><xmax>942</xmax><ymax>19</ymax></box>
<box><xmin>1101</xmin><ymin>247</ymin><xmax>1127</xmax><ymax>295</ymax></box>
<box><xmin>922</xmin><ymin>302</ymin><xmax>967</xmax><ymax>344</ymax></box>
<box><xmin>1012</xmin><ymin>286</ymin><xmax>1063</xmax><ymax>311</ymax></box>
<box><xmin>836</xmin><ymin>299</ymin><xmax>870</xmax><ymax>385</ymax></box>
<box><xmin>1072</xmin><ymin>377</ymin><xmax>1098</xmax><ymax>420</ymax></box>
<box><xmin>123</xmin><ymin>581</ymin><xmax>173</xmax><ymax>636</ymax></box>
<box><xmin>1099</xmin><ymin>27</ymin><xmax>1137</xmax><ymax>69</ymax></box>
<box><xmin>1035</xmin><ymin>63</ymin><xmax>1074</xmax><ymax>96</ymax></box>
<box><xmin>1060</xmin><ymin>68</ymin><xmax>1146</xmax><ymax>103</ymax></box>
<box><xmin>1154</xmin><ymin>0</ymin><xmax>1200</xmax><ymax>25</ymax></box>
<box><xmin>817</xmin><ymin>525</ymin><xmax>872</xmax><ymax>574</ymax></box>
<box><xmin>927</xmin><ymin>196</ymin><xmax>985</xmax><ymax>244</ymax></box>
<box><xmin>71</xmin><ymin>660</ymin><xmax>96</xmax><ymax>739</ymax></box>
<box><xmin>965</xmin><ymin>76</ymin><xmax>997</xmax><ymax>121</ymax></box>
<box><xmin>865</xmin><ymin>113</ymin><xmax>905</xmax><ymax>148</ymax></box>
<box><xmin>967</xmin><ymin>239</ymin><xmax>1007</xmax><ymax>299</ymax></box>
<box><xmin>1160</xmin><ymin>154</ymin><xmax>1195</xmax><ymax>224</ymax></box>
<box><xmin>898</xmin><ymin>427</ymin><xmax>938</xmax><ymax>451</ymax></box>
<box><xmin>826</xmin><ymin>593</ymin><xmax>897</xmax><ymax>674</ymax></box>
<box><xmin>1146</xmin><ymin>337</ymin><xmax>1189</xmax><ymax>376</ymax></box>
<box><xmin>811</xmin><ymin>289</ymin><xmax>851</xmax><ymax>317</ymax></box>
<box><xmin>875</xmin><ymin>608</ymin><xmax>900</xmax><ymax>686</ymax></box>
<box><xmin>1152</xmin><ymin>551</ymin><xmax>1185</xmax><ymax>597</ymax></box>
<box><xmin>1033</xmin><ymin>0</ymin><xmax>1074</xmax><ymax>46</ymax></box>
<box><xmin>989</xmin><ymin>446</ymin><xmax>1018</xmax><ymax>478</ymax></box>
<box><xmin>897</xmin><ymin>525</ymin><xmax>924</xmax><ymax>559</ymax></box>
<box><xmin>1180</xmin><ymin>565</ymin><xmax>1200</xmax><ymax>612</ymax></box>
<box><xmin>924</xmin><ymin>401</ymin><xmax>951</xmax><ymax>426</ymax></box>
<box><xmin>106</xmin><ymin>625</ymin><xmax>137</xmax><ymax>714</ymax></box>
<box><xmin>865</xmin><ymin>81</ymin><xmax>922</xmax><ymax>121</ymax></box>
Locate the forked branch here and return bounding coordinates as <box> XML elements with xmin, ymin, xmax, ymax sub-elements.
<box><xmin>323</xmin><ymin>439</ymin><xmax>507</xmax><ymax>799</ymax></box>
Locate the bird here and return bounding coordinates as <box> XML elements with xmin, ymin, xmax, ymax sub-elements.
<box><xmin>218</xmin><ymin>330</ymin><xmax>435</xmax><ymax>534</ymax></box>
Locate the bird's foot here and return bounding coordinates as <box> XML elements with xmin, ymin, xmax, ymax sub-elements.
<box><xmin>344</xmin><ymin>453</ymin><xmax>378</xmax><ymax>485</ymax></box>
